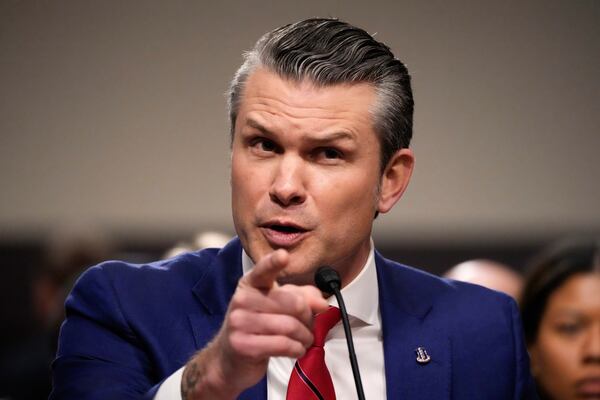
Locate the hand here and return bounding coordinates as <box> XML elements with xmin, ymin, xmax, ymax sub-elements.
<box><xmin>181</xmin><ymin>249</ymin><xmax>329</xmax><ymax>399</ymax></box>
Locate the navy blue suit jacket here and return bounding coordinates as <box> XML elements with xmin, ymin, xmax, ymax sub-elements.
<box><xmin>51</xmin><ymin>238</ymin><xmax>537</xmax><ymax>399</ymax></box>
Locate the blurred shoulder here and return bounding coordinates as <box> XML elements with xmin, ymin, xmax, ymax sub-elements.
<box><xmin>73</xmin><ymin>247</ymin><xmax>222</xmax><ymax>294</ymax></box>
<box><xmin>378</xmin><ymin>254</ymin><xmax>516</xmax><ymax>317</ymax></box>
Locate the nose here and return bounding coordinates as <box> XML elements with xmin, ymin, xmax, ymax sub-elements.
<box><xmin>269</xmin><ymin>154</ymin><xmax>306</xmax><ymax>207</ymax></box>
<box><xmin>582</xmin><ymin>322</ymin><xmax>600</xmax><ymax>364</ymax></box>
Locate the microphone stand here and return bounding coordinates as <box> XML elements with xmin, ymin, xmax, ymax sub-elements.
<box><xmin>315</xmin><ymin>267</ymin><xmax>366</xmax><ymax>400</ymax></box>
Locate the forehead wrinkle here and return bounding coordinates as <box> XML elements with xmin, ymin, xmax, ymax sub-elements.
<box><xmin>239</xmin><ymin>70</ymin><xmax>378</xmax><ymax>143</ymax></box>
<box><xmin>242</xmin><ymin>99</ymin><xmax>372</xmax><ymax>139</ymax></box>
<box><xmin>244</xmin><ymin>92</ymin><xmax>370</xmax><ymax>121</ymax></box>
<box><xmin>242</xmin><ymin>73</ymin><xmax>376</xmax><ymax>118</ymax></box>
<box><xmin>245</xmin><ymin>68</ymin><xmax>375</xmax><ymax>104</ymax></box>
<box><xmin>245</xmin><ymin>115</ymin><xmax>359</xmax><ymax>147</ymax></box>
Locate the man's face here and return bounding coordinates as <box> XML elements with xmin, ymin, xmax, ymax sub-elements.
<box><xmin>231</xmin><ymin>68</ymin><xmax>411</xmax><ymax>286</ymax></box>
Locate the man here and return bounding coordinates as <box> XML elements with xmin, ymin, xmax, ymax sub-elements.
<box><xmin>444</xmin><ymin>259</ymin><xmax>524</xmax><ymax>302</ymax></box>
<box><xmin>51</xmin><ymin>18</ymin><xmax>537</xmax><ymax>399</ymax></box>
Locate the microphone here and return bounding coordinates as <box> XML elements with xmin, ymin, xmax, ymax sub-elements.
<box><xmin>315</xmin><ymin>266</ymin><xmax>366</xmax><ymax>400</ymax></box>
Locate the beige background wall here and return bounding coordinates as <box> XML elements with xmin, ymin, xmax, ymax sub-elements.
<box><xmin>1</xmin><ymin>0</ymin><xmax>598</xmax><ymax>243</ymax></box>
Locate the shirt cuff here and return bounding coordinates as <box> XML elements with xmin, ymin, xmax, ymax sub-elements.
<box><xmin>154</xmin><ymin>366</ymin><xmax>184</xmax><ymax>400</ymax></box>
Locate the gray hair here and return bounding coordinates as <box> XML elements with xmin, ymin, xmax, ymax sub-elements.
<box><xmin>227</xmin><ymin>18</ymin><xmax>414</xmax><ymax>172</ymax></box>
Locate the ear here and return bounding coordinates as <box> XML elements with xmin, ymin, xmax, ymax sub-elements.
<box><xmin>377</xmin><ymin>148</ymin><xmax>415</xmax><ymax>214</ymax></box>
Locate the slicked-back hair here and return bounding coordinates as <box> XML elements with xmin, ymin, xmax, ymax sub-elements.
<box><xmin>227</xmin><ymin>18</ymin><xmax>413</xmax><ymax>173</ymax></box>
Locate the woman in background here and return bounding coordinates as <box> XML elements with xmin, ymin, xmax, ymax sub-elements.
<box><xmin>521</xmin><ymin>238</ymin><xmax>600</xmax><ymax>399</ymax></box>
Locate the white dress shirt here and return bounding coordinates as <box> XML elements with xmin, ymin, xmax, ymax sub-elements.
<box><xmin>155</xmin><ymin>241</ymin><xmax>386</xmax><ymax>399</ymax></box>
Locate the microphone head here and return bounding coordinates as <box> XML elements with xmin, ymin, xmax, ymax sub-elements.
<box><xmin>315</xmin><ymin>266</ymin><xmax>341</xmax><ymax>294</ymax></box>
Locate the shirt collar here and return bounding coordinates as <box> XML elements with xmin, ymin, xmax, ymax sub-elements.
<box><xmin>241</xmin><ymin>239</ymin><xmax>379</xmax><ymax>326</ymax></box>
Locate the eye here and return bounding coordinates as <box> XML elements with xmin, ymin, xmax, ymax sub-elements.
<box><xmin>315</xmin><ymin>147</ymin><xmax>344</xmax><ymax>162</ymax></box>
<box><xmin>249</xmin><ymin>137</ymin><xmax>278</xmax><ymax>154</ymax></box>
<box><xmin>555</xmin><ymin>322</ymin><xmax>582</xmax><ymax>336</ymax></box>
<box><xmin>323</xmin><ymin>148</ymin><xmax>342</xmax><ymax>159</ymax></box>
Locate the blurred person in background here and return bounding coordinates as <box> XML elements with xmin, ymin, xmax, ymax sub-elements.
<box><xmin>444</xmin><ymin>259</ymin><xmax>524</xmax><ymax>302</ymax></box>
<box><xmin>521</xmin><ymin>238</ymin><xmax>600</xmax><ymax>400</ymax></box>
<box><xmin>162</xmin><ymin>231</ymin><xmax>232</xmax><ymax>259</ymax></box>
<box><xmin>0</xmin><ymin>226</ymin><xmax>113</xmax><ymax>400</ymax></box>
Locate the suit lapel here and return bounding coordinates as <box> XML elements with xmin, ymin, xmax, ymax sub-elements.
<box><xmin>376</xmin><ymin>252</ymin><xmax>451</xmax><ymax>400</ymax></box>
<box><xmin>187</xmin><ymin>238</ymin><xmax>267</xmax><ymax>399</ymax></box>
<box><xmin>188</xmin><ymin>239</ymin><xmax>242</xmax><ymax>349</ymax></box>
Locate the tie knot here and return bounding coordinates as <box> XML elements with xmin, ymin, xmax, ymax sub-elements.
<box><xmin>312</xmin><ymin>306</ymin><xmax>341</xmax><ymax>347</ymax></box>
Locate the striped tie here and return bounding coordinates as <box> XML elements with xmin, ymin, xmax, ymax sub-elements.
<box><xmin>286</xmin><ymin>306</ymin><xmax>341</xmax><ymax>400</ymax></box>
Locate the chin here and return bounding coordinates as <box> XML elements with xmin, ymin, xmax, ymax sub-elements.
<box><xmin>277</xmin><ymin>263</ymin><xmax>318</xmax><ymax>286</ymax></box>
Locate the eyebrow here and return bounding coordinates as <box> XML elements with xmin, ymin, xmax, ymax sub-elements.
<box><xmin>245</xmin><ymin>118</ymin><xmax>357</xmax><ymax>143</ymax></box>
<box><xmin>247</xmin><ymin>118</ymin><xmax>271</xmax><ymax>135</ymax></box>
<box><xmin>550</xmin><ymin>309</ymin><xmax>585</xmax><ymax>318</ymax></box>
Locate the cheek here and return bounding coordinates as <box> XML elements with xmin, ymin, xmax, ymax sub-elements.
<box><xmin>231</xmin><ymin>158</ymin><xmax>261</xmax><ymax>229</ymax></box>
<box><xmin>533</xmin><ymin>333</ymin><xmax>579</xmax><ymax>395</ymax></box>
<box><xmin>321</xmin><ymin>170</ymin><xmax>379</xmax><ymax>212</ymax></box>
<box><xmin>231</xmin><ymin>157</ymin><xmax>264</xmax><ymax>206</ymax></box>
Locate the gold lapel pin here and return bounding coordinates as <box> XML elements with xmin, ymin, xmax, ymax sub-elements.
<box><xmin>415</xmin><ymin>347</ymin><xmax>431</xmax><ymax>364</ymax></box>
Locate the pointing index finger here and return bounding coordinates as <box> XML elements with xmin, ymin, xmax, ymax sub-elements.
<box><xmin>244</xmin><ymin>249</ymin><xmax>289</xmax><ymax>290</ymax></box>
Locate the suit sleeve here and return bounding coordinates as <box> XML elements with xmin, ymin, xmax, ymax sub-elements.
<box><xmin>508</xmin><ymin>299</ymin><xmax>538</xmax><ymax>399</ymax></box>
<box><xmin>49</xmin><ymin>264</ymin><xmax>162</xmax><ymax>400</ymax></box>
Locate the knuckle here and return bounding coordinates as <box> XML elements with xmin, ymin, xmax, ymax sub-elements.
<box><xmin>230</xmin><ymin>291</ymin><xmax>245</xmax><ymax>309</ymax></box>
<box><xmin>245</xmin><ymin>345</ymin><xmax>263</xmax><ymax>359</ymax></box>
<box><xmin>287</xmin><ymin>341</ymin><xmax>306</xmax><ymax>358</ymax></box>
<box><xmin>291</xmin><ymin>294</ymin><xmax>306</xmax><ymax>316</ymax></box>
<box><xmin>279</xmin><ymin>317</ymin><xmax>298</xmax><ymax>336</ymax></box>
<box><xmin>227</xmin><ymin>309</ymin><xmax>246</xmax><ymax>330</ymax></box>
<box><xmin>304</xmin><ymin>333</ymin><xmax>314</xmax><ymax>347</ymax></box>
<box><xmin>279</xmin><ymin>286</ymin><xmax>306</xmax><ymax>315</ymax></box>
<box><xmin>228</xmin><ymin>331</ymin><xmax>246</xmax><ymax>353</ymax></box>
<box><xmin>296</xmin><ymin>342</ymin><xmax>308</xmax><ymax>357</ymax></box>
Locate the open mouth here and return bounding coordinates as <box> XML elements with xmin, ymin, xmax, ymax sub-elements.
<box><xmin>268</xmin><ymin>224</ymin><xmax>306</xmax><ymax>234</ymax></box>
<box><xmin>261</xmin><ymin>222</ymin><xmax>309</xmax><ymax>247</ymax></box>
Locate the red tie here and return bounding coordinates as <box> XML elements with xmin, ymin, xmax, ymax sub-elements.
<box><xmin>286</xmin><ymin>306</ymin><xmax>341</xmax><ymax>400</ymax></box>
